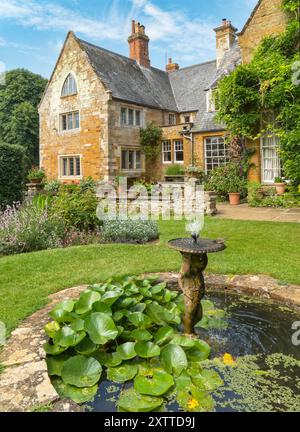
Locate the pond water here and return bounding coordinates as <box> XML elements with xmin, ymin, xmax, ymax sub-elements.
<box><xmin>86</xmin><ymin>291</ymin><xmax>300</xmax><ymax>413</ymax></box>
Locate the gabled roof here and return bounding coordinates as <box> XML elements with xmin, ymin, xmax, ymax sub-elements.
<box><xmin>238</xmin><ymin>0</ymin><xmax>262</xmax><ymax>36</ymax></box>
<box><xmin>78</xmin><ymin>38</ymin><xmax>178</xmax><ymax>111</ymax></box>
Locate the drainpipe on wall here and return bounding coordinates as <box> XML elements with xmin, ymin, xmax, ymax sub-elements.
<box><xmin>181</xmin><ymin>125</ymin><xmax>194</xmax><ymax>165</ymax></box>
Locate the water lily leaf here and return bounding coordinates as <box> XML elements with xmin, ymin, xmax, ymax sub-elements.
<box><xmin>53</xmin><ymin>326</ymin><xmax>86</xmax><ymax>348</ymax></box>
<box><xmin>175</xmin><ymin>371</ymin><xmax>192</xmax><ymax>390</ymax></box>
<box><xmin>153</xmin><ymin>326</ymin><xmax>174</xmax><ymax>346</ymax></box>
<box><xmin>61</xmin><ymin>355</ymin><xmax>102</xmax><ymax>388</ymax></box>
<box><xmin>52</xmin><ymin>377</ymin><xmax>98</xmax><ymax>404</ymax></box>
<box><xmin>146</xmin><ymin>303</ymin><xmax>180</xmax><ymax>326</ymax></box>
<box><xmin>101</xmin><ymin>289</ymin><xmax>123</xmax><ymax>306</ymax></box>
<box><xmin>135</xmin><ymin>341</ymin><xmax>160</xmax><ymax>358</ymax></box>
<box><xmin>113</xmin><ymin>310</ymin><xmax>128</xmax><ymax>322</ymax></box>
<box><xmin>195</xmin><ymin>317</ymin><xmax>227</xmax><ymax>330</ymax></box>
<box><xmin>93</xmin><ymin>351</ymin><xmax>122</xmax><ymax>367</ymax></box>
<box><xmin>44</xmin><ymin>321</ymin><xmax>60</xmax><ymax>339</ymax></box>
<box><xmin>160</xmin><ymin>344</ymin><xmax>188</xmax><ymax>376</ymax></box>
<box><xmin>128</xmin><ymin>312</ymin><xmax>152</xmax><ymax>328</ymax></box>
<box><xmin>50</xmin><ymin>300</ymin><xmax>75</xmax><ymax>322</ymax></box>
<box><xmin>176</xmin><ymin>385</ymin><xmax>214</xmax><ymax>412</ymax></box>
<box><xmin>75</xmin><ymin>337</ymin><xmax>99</xmax><ymax>355</ymax></box>
<box><xmin>150</xmin><ymin>283</ymin><xmax>166</xmax><ymax>295</ymax></box>
<box><xmin>140</xmin><ymin>287</ymin><xmax>152</xmax><ymax>298</ymax></box>
<box><xmin>46</xmin><ymin>354</ymin><xmax>69</xmax><ymax>376</ymax></box>
<box><xmin>191</xmin><ymin>369</ymin><xmax>223</xmax><ymax>391</ymax></box>
<box><xmin>134</xmin><ymin>369</ymin><xmax>174</xmax><ymax>396</ymax></box>
<box><xmin>130</xmin><ymin>329</ymin><xmax>153</xmax><ymax>342</ymax></box>
<box><xmin>75</xmin><ymin>291</ymin><xmax>101</xmax><ymax>315</ymax></box>
<box><xmin>171</xmin><ymin>335</ymin><xmax>196</xmax><ymax>348</ymax></box>
<box><xmin>107</xmin><ymin>364</ymin><xmax>138</xmax><ymax>383</ymax></box>
<box><xmin>84</xmin><ymin>313</ymin><xmax>118</xmax><ymax>345</ymax></box>
<box><xmin>117</xmin><ymin>388</ymin><xmax>163</xmax><ymax>412</ymax></box>
<box><xmin>70</xmin><ymin>318</ymin><xmax>85</xmax><ymax>332</ymax></box>
<box><xmin>44</xmin><ymin>342</ymin><xmax>68</xmax><ymax>356</ymax></box>
<box><xmin>186</xmin><ymin>340</ymin><xmax>211</xmax><ymax>362</ymax></box>
<box><xmin>130</xmin><ymin>303</ymin><xmax>146</xmax><ymax>313</ymax></box>
<box><xmin>92</xmin><ymin>301</ymin><xmax>112</xmax><ymax>315</ymax></box>
<box><xmin>116</xmin><ymin>342</ymin><xmax>136</xmax><ymax>360</ymax></box>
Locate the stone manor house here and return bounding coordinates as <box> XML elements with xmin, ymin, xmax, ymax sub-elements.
<box><xmin>39</xmin><ymin>0</ymin><xmax>287</xmax><ymax>185</ymax></box>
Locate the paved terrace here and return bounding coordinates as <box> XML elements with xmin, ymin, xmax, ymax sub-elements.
<box><xmin>215</xmin><ymin>203</ymin><xmax>300</xmax><ymax>223</ymax></box>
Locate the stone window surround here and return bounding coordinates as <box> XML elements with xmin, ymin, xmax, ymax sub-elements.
<box><xmin>59</xmin><ymin>110</ymin><xmax>81</xmax><ymax>134</ymax></box>
<box><xmin>168</xmin><ymin>113</ymin><xmax>176</xmax><ymax>126</ymax></box>
<box><xmin>58</xmin><ymin>154</ymin><xmax>83</xmax><ymax>180</ymax></box>
<box><xmin>61</xmin><ymin>72</ymin><xmax>78</xmax><ymax>98</ymax></box>
<box><xmin>204</xmin><ymin>136</ymin><xmax>228</xmax><ymax>173</ymax></box>
<box><xmin>120</xmin><ymin>147</ymin><xmax>145</xmax><ymax>173</ymax></box>
<box><xmin>162</xmin><ymin>139</ymin><xmax>184</xmax><ymax>165</ymax></box>
<box><xmin>120</xmin><ymin>106</ymin><xmax>143</xmax><ymax>128</ymax></box>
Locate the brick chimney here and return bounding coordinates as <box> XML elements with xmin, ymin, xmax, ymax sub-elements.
<box><xmin>214</xmin><ymin>19</ymin><xmax>238</xmax><ymax>68</ymax></box>
<box><xmin>166</xmin><ymin>57</ymin><xmax>179</xmax><ymax>73</ymax></box>
<box><xmin>128</xmin><ymin>20</ymin><xmax>151</xmax><ymax>68</ymax></box>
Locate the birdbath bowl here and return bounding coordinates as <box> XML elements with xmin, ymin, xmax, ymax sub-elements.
<box><xmin>168</xmin><ymin>238</ymin><xmax>226</xmax><ymax>335</ymax></box>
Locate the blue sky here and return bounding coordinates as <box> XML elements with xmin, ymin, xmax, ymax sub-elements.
<box><xmin>0</xmin><ymin>0</ymin><xmax>258</xmax><ymax>78</ymax></box>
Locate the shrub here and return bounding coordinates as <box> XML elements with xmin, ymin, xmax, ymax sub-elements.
<box><xmin>165</xmin><ymin>165</ymin><xmax>185</xmax><ymax>176</ymax></box>
<box><xmin>49</xmin><ymin>184</ymin><xmax>100</xmax><ymax>231</ymax></box>
<box><xmin>27</xmin><ymin>167</ymin><xmax>46</xmax><ymax>182</ymax></box>
<box><xmin>101</xmin><ymin>219</ymin><xmax>159</xmax><ymax>244</ymax></box>
<box><xmin>247</xmin><ymin>182</ymin><xmax>299</xmax><ymax>208</ymax></box>
<box><xmin>206</xmin><ymin>163</ymin><xmax>248</xmax><ymax>200</ymax></box>
<box><xmin>0</xmin><ymin>203</ymin><xmax>65</xmax><ymax>256</ymax></box>
<box><xmin>0</xmin><ymin>143</ymin><xmax>26</xmax><ymax>208</ymax></box>
<box><xmin>44</xmin><ymin>180</ymin><xmax>62</xmax><ymax>194</ymax></box>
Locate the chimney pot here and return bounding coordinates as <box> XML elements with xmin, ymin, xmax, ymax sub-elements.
<box><xmin>128</xmin><ymin>20</ymin><xmax>151</xmax><ymax>68</ymax></box>
<box><xmin>132</xmin><ymin>20</ymin><xmax>136</xmax><ymax>34</ymax></box>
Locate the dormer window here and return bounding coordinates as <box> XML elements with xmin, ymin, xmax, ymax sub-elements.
<box><xmin>207</xmin><ymin>89</ymin><xmax>219</xmax><ymax>112</ymax></box>
<box><xmin>61</xmin><ymin>74</ymin><xmax>77</xmax><ymax>97</ymax></box>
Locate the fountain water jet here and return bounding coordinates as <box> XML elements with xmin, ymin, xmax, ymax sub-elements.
<box><xmin>168</xmin><ymin>237</ymin><xmax>226</xmax><ymax>334</ymax></box>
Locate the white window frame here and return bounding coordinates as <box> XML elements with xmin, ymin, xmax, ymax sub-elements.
<box><xmin>120</xmin><ymin>107</ymin><xmax>143</xmax><ymax>127</ymax></box>
<box><xmin>121</xmin><ymin>149</ymin><xmax>144</xmax><ymax>172</ymax></box>
<box><xmin>61</xmin><ymin>73</ymin><xmax>78</xmax><ymax>97</ymax></box>
<box><xmin>174</xmin><ymin>140</ymin><xmax>184</xmax><ymax>164</ymax></box>
<box><xmin>260</xmin><ymin>133</ymin><xmax>282</xmax><ymax>184</ymax></box>
<box><xmin>162</xmin><ymin>140</ymin><xmax>172</xmax><ymax>164</ymax></box>
<box><xmin>204</xmin><ymin>136</ymin><xmax>228</xmax><ymax>174</ymax></box>
<box><xmin>169</xmin><ymin>113</ymin><xmax>176</xmax><ymax>125</ymax></box>
<box><xmin>58</xmin><ymin>155</ymin><xmax>82</xmax><ymax>180</ymax></box>
<box><xmin>60</xmin><ymin>111</ymin><xmax>80</xmax><ymax>132</ymax></box>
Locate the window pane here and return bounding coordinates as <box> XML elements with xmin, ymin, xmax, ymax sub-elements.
<box><xmin>185</xmin><ymin>116</ymin><xmax>190</xmax><ymax>123</ymax></box>
<box><xmin>62</xmin><ymin>115</ymin><xmax>67</xmax><ymax>131</ymax></box>
<box><xmin>174</xmin><ymin>140</ymin><xmax>184</xmax><ymax>162</ymax></box>
<box><xmin>135</xmin><ymin>152</ymin><xmax>141</xmax><ymax>169</ymax></box>
<box><xmin>62</xmin><ymin>158</ymin><xmax>68</xmax><ymax>176</ymax></box>
<box><xmin>128</xmin><ymin>151</ymin><xmax>134</xmax><ymax>169</ymax></box>
<box><xmin>74</xmin><ymin>112</ymin><xmax>79</xmax><ymax>129</ymax></box>
<box><xmin>128</xmin><ymin>109</ymin><xmax>134</xmax><ymax>126</ymax></box>
<box><xmin>68</xmin><ymin>113</ymin><xmax>73</xmax><ymax>130</ymax></box>
<box><xmin>69</xmin><ymin>158</ymin><xmax>74</xmax><ymax>176</ymax></box>
<box><xmin>121</xmin><ymin>151</ymin><xmax>127</xmax><ymax>169</ymax></box>
<box><xmin>135</xmin><ymin>111</ymin><xmax>141</xmax><ymax>126</ymax></box>
<box><xmin>62</xmin><ymin>74</ymin><xmax>77</xmax><ymax>97</ymax></box>
<box><xmin>75</xmin><ymin>157</ymin><xmax>81</xmax><ymax>176</ymax></box>
<box><xmin>205</xmin><ymin>136</ymin><xmax>228</xmax><ymax>173</ymax></box>
<box><xmin>121</xmin><ymin>108</ymin><xmax>127</xmax><ymax>126</ymax></box>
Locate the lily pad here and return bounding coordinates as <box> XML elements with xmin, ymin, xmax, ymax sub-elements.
<box><xmin>93</xmin><ymin>351</ymin><xmax>122</xmax><ymax>368</ymax></box>
<box><xmin>191</xmin><ymin>369</ymin><xmax>223</xmax><ymax>391</ymax></box>
<box><xmin>130</xmin><ymin>329</ymin><xmax>153</xmax><ymax>342</ymax></box>
<box><xmin>176</xmin><ymin>384</ymin><xmax>214</xmax><ymax>412</ymax></box>
<box><xmin>117</xmin><ymin>388</ymin><xmax>164</xmax><ymax>412</ymax></box>
<box><xmin>44</xmin><ymin>321</ymin><xmax>60</xmax><ymax>339</ymax></box>
<box><xmin>107</xmin><ymin>363</ymin><xmax>138</xmax><ymax>383</ymax></box>
<box><xmin>171</xmin><ymin>335</ymin><xmax>196</xmax><ymax>348</ymax></box>
<box><xmin>135</xmin><ymin>341</ymin><xmax>160</xmax><ymax>359</ymax></box>
<box><xmin>46</xmin><ymin>354</ymin><xmax>69</xmax><ymax>376</ymax></box>
<box><xmin>101</xmin><ymin>289</ymin><xmax>123</xmax><ymax>306</ymax></box>
<box><xmin>134</xmin><ymin>369</ymin><xmax>174</xmax><ymax>396</ymax></box>
<box><xmin>84</xmin><ymin>313</ymin><xmax>118</xmax><ymax>345</ymax></box>
<box><xmin>146</xmin><ymin>303</ymin><xmax>180</xmax><ymax>326</ymax></box>
<box><xmin>53</xmin><ymin>326</ymin><xmax>86</xmax><ymax>348</ymax></box>
<box><xmin>75</xmin><ymin>337</ymin><xmax>99</xmax><ymax>355</ymax></box>
<box><xmin>161</xmin><ymin>344</ymin><xmax>188</xmax><ymax>376</ymax></box>
<box><xmin>186</xmin><ymin>340</ymin><xmax>211</xmax><ymax>362</ymax></box>
<box><xmin>70</xmin><ymin>318</ymin><xmax>85</xmax><ymax>332</ymax></box>
<box><xmin>44</xmin><ymin>342</ymin><xmax>68</xmax><ymax>356</ymax></box>
<box><xmin>128</xmin><ymin>312</ymin><xmax>152</xmax><ymax>328</ymax></box>
<box><xmin>52</xmin><ymin>377</ymin><xmax>98</xmax><ymax>404</ymax></box>
<box><xmin>92</xmin><ymin>302</ymin><xmax>112</xmax><ymax>315</ymax></box>
<box><xmin>50</xmin><ymin>300</ymin><xmax>75</xmax><ymax>323</ymax></box>
<box><xmin>153</xmin><ymin>326</ymin><xmax>174</xmax><ymax>345</ymax></box>
<box><xmin>61</xmin><ymin>355</ymin><xmax>102</xmax><ymax>388</ymax></box>
<box><xmin>75</xmin><ymin>291</ymin><xmax>101</xmax><ymax>315</ymax></box>
<box><xmin>116</xmin><ymin>342</ymin><xmax>136</xmax><ymax>360</ymax></box>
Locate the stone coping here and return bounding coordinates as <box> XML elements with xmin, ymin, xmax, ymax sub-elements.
<box><xmin>0</xmin><ymin>273</ymin><xmax>300</xmax><ymax>412</ymax></box>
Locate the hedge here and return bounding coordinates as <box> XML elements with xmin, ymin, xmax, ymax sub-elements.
<box><xmin>0</xmin><ymin>143</ymin><xmax>26</xmax><ymax>208</ymax></box>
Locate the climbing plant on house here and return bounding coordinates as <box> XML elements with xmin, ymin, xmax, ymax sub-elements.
<box><xmin>140</xmin><ymin>123</ymin><xmax>163</xmax><ymax>161</ymax></box>
<box><xmin>216</xmin><ymin>0</ymin><xmax>300</xmax><ymax>186</ymax></box>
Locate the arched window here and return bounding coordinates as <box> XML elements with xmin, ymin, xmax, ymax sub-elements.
<box><xmin>61</xmin><ymin>74</ymin><xmax>77</xmax><ymax>97</ymax></box>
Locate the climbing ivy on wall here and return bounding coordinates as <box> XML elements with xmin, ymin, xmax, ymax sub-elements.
<box><xmin>216</xmin><ymin>0</ymin><xmax>300</xmax><ymax>186</ymax></box>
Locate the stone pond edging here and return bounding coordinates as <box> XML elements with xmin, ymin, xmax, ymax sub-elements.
<box><xmin>0</xmin><ymin>273</ymin><xmax>300</xmax><ymax>412</ymax></box>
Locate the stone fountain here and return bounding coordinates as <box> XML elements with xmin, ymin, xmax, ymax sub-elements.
<box><xmin>168</xmin><ymin>236</ymin><xmax>226</xmax><ymax>334</ymax></box>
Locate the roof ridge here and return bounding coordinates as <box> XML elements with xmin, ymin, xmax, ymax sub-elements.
<box><xmin>175</xmin><ymin>60</ymin><xmax>216</xmax><ymax>72</ymax></box>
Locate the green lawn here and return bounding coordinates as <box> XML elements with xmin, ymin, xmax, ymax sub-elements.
<box><xmin>0</xmin><ymin>218</ymin><xmax>299</xmax><ymax>334</ymax></box>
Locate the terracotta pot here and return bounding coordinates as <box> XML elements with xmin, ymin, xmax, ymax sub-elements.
<box><xmin>229</xmin><ymin>193</ymin><xmax>241</xmax><ymax>205</ymax></box>
<box><xmin>274</xmin><ymin>183</ymin><xmax>286</xmax><ymax>196</ymax></box>
<box><xmin>29</xmin><ymin>178</ymin><xmax>42</xmax><ymax>184</ymax></box>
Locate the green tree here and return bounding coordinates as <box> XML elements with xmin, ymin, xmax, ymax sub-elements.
<box><xmin>0</xmin><ymin>69</ymin><xmax>47</xmax><ymax>165</ymax></box>
<box><xmin>0</xmin><ymin>143</ymin><xmax>26</xmax><ymax>207</ymax></box>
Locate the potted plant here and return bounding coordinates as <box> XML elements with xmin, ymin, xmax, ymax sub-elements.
<box><xmin>28</xmin><ymin>167</ymin><xmax>46</xmax><ymax>184</ymax></box>
<box><xmin>225</xmin><ymin>165</ymin><xmax>247</xmax><ymax>205</ymax></box>
<box><xmin>184</xmin><ymin>165</ymin><xmax>205</xmax><ymax>182</ymax></box>
<box><xmin>274</xmin><ymin>177</ymin><xmax>286</xmax><ymax>196</ymax></box>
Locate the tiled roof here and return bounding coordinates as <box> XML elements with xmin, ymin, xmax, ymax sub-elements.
<box><xmin>77</xmin><ymin>35</ymin><xmax>241</xmax><ymax>133</ymax></box>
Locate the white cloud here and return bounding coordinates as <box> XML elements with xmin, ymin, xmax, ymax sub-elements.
<box><xmin>0</xmin><ymin>0</ymin><xmax>217</xmax><ymax>66</ymax></box>
<box><xmin>0</xmin><ymin>36</ymin><xmax>7</xmax><ymax>46</ymax></box>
